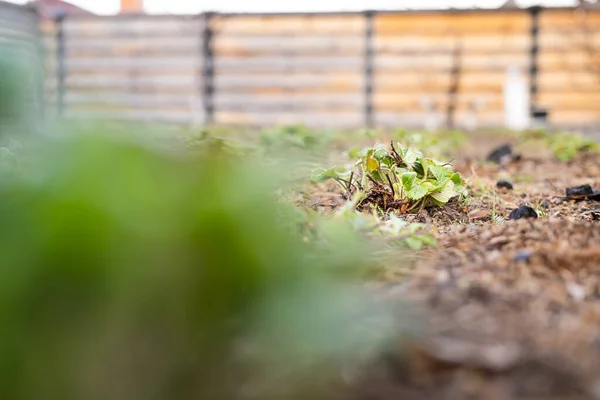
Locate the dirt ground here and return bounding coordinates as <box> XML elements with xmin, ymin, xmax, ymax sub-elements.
<box><xmin>315</xmin><ymin>133</ymin><xmax>600</xmax><ymax>400</ymax></box>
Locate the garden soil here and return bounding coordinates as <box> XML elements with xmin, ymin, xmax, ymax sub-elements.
<box><xmin>328</xmin><ymin>134</ymin><xmax>600</xmax><ymax>400</ymax></box>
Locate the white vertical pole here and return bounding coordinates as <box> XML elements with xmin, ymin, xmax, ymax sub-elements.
<box><xmin>504</xmin><ymin>66</ymin><xmax>530</xmax><ymax>130</ymax></box>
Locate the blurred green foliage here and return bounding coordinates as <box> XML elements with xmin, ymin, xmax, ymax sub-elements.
<box><xmin>0</xmin><ymin>129</ymin><xmax>401</xmax><ymax>400</ymax></box>
<box><xmin>0</xmin><ymin>55</ymin><xmax>412</xmax><ymax>400</ymax></box>
<box><xmin>520</xmin><ymin>129</ymin><xmax>599</xmax><ymax>162</ymax></box>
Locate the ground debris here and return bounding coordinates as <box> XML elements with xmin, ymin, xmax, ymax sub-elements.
<box><xmin>508</xmin><ymin>205</ymin><xmax>538</xmax><ymax>220</ymax></box>
<box><xmin>566</xmin><ymin>184</ymin><xmax>600</xmax><ymax>201</ymax></box>
<box><xmin>329</xmin><ymin>135</ymin><xmax>600</xmax><ymax>400</ymax></box>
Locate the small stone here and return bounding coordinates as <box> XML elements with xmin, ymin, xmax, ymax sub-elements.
<box><xmin>496</xmin><ymin>180</ymin><xmax>513</xmax><ymax>190</ymax></box>
<box><xmin>541</xmin><ymin>200</ymin><xmax>549</xmax><ymax>209</ymax></box>
<box><xmin>508</xmin><ymin>206</ymin><xmax>538</xmax><ymax>220</ymax></box>
<box><xmin>486</xmin><ymin>144</ymin><xmax>513</xmax><ymax>164</ymax></box>
<box><xmin>514</xmin><ymin>250</ymin><xmax>532</xmax><ymax>262</ymax></box>
<box><xmin>566</xmin><ymin>184</ymin><xmax>600</xmax><ymax>201</ymax></box>
<box><xmin>469</xmin><ymin>209</ymin><xmax>489</xmax><ymax>220</ymax></box>
<box><xmin>566</xmin><ymin>282</ymin><xmax>586</xmax><ymax>302</ymax></box>
<box><xmin>520</xmin><ymin>193</ymin><xmax>527</xmax><ymax>198</ymax></box>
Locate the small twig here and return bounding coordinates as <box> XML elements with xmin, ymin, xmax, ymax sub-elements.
<box><xmin>385</xmin><ymin>172</ymin><xmax>396</xmax><ymax>199</ymax></box>
<box><xmin>367</xmin><ymin>174</ymin><xmax>383</xmax><ymax>188</ymax></box>
<box><xmin>390</xmin><ymin>141</ymin><xmax>405</xmax><ymax>167</ymax></box>
<box><xmin>441</xmin><ymin>158</ymin><xmax>456</xmax><ymax>167</ymax></box>
<box><xmin>406</xmin><ymin>198</ymin><xmax>424</xmax><ymax>213</ymax></box>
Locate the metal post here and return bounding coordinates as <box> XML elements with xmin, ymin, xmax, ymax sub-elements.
<box><xmin>528</xmin><ymin>6</ymin><xmax>541</xmax><ymax>115</ymax></box>
<box><xmin>201</xmin><ymin>12</ymin><xmax>215</xmax><ymax>124</ymax></box>
<box><xmin>55</xmin><ymin>11</ymin><xmax>66</xmax><ymax>117</ymax></box>
<box><xmin>364</xmin><ymin>10</ymin><xmax>374</xmax><ymax>128</ymax></box>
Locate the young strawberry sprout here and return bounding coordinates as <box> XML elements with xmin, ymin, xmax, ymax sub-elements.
<box><xmin>311</xmin><ymin>141</ymin><xmax>468</xmax><ymax>213</ymax></box>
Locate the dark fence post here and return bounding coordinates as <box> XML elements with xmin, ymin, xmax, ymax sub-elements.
<box><xmin>364</xmin><ymin>10</ymin><xmax>374</xmax><ymax>128</ymax></box>
<box><xmin>446</xmin><ymin>40</ymin><xmax>462</xmax><ymax>129</ymax></box>
<box><xmin>528</xmin><ymin>6</ymin><xmax>541</xmax><ymax>115</ymax></box>
<box><xmin>201</xmin><ymin>12</ymin><xmax>215</xmax><ymax>125</ymax></box>
<box><xmin>55</xmin><ymin>11</ymin><xmax>66</xmax><ymax>117</ymax></box>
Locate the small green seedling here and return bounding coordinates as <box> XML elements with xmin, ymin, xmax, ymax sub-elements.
<box><xmin>311</xmin><ymin>141</ymin><xmax>467</xmax><ymax>213</ymax></box>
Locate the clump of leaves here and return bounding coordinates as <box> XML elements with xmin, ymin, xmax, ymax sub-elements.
<box><xmin>181</xmin><ymin>129</ymin><xmax>250</xmax><ymax>157</ymax></box>
<box><xmin>260</xmin><ymin>124</ymin><xmax>332</xmax><ymax>152</ymax></box>
<box><xmin>311</xmin><ymin>142</ymin><xmax>467</xmax><ymax>213</ymax></box>
<box><xmin>391</xmin><ymin>129</ymin><xmax>467</xmax><ymax>160</ymax></box>
<box><xmin>520</xmin><ymin>129</ymin><xmax>599</xmax><ymax>161</ymax></box>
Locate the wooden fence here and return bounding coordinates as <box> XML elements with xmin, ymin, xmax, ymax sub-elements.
<box><xmin>0</xmin><ymin>1</ymin><xmax>44</xmax><ymax>130</ymax></box>
<box><xmin>42</xmin><ymin>8</ymin><xmax>600</xmax><ymax>129</ymax></box>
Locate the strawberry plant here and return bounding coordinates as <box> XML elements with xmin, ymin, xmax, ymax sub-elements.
<box><xmin>311</xmin><ymin>142</ymin><xmax>467</xmax><ymax>213</ymax></box>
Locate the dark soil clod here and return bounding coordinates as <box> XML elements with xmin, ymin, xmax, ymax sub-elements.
<box><xmin>496</xmin><ymin>180</ymin><xmax>514</xmax><ymax>190</ymax></box>
<box><xmin>508</xmin><ymin>205</ymin><xmax>538</xmax><ymax>220</ymax></box>
<box><xmin>486</xmin><ymin>144</ymin><xmax>514</xmax><ymax>164</ymax></box>
<box><xmin>565</xmin><ymin>184</ymin><xmax>600</xmax><ymax>201</ymax></box>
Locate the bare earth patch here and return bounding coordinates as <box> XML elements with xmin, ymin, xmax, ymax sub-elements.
<box><xmin>308</xmin><ymin>134</ymin><xmax>600</xmax><ymax>400</ymax></box>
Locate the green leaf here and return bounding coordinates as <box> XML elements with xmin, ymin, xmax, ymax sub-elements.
<box><xmin>402</xmin><ymin>172</ymin><xmax>427</xmax><ymax>200</ymax></box>
<box><xmin>401</xmin><ymin>147</ymin><xmax>419</xmax><ymax>166</ymax></box>
<box><xmin>430</xmin><ymin>180</ymin><xmax>457</xmax><ymax>205</ymax></box>
<box><xmin>405</xmin><ymin>237</ymin><xmax>423</xmax><ymax>250</ymax></box>
<box><xmin>370</xmin><ymin>170</ymin><xmax>385</xmax><ymax>182</ymax></box>
<box><xmin>347</xmin><ymin>146</ymin><xmax>361</xmax><ymax>159</ymax></box>
<box><xmin>406</xmin><ymin>185</ymin><xmax>428</xmax><ymax>200</ymax></box>
<box><xmin>366</xmin><ymin>157</ymin><xmax>379</xmax><ymax>172</ymax></box>
<box><xmin>373</xmin><ymin>145</ymin><xmax>388</xmax><ymax>161</ymax></box>
<box><xmin>310</xmin><ymin>167</ymin><xmax>349</xmax><ymax>183</ymax></box>
<box><xmin>429</xmin><ymin>165</ymin><xmax>451</xmax><ymax>182</ymax></box>
<box><xmin>419</xmin><ymin>235</ymin><xmax>438</xmax><ymax>247</ymax></box>
<box><xmin>450</xmin><ymin>172</ymin><xmax>463</xmax><ymax>186</ymax></box>
<box><xmin>401</xmin><ymin>171</ymin><xmax>417</xmax><ymax>189</ymax></box>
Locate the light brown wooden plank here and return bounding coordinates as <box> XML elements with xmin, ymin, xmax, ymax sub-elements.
<box><xmin>64</xmin><ymin>17</ymin><xmax>202</xmax><ymax>37</ymax></box>
<box><xmin>547</xmin><ymin>110</ymin><xmax>600</xmax><ymax>126</ymax></box>
<box><xmin>65</xmin><ymin>108</ymin><xmax>195</xmax><ymax>124</ymax></box>
<box><xmin>213</xmin><ymin>15</ymin><xmax>364</xmax><ymax>34</ymax></box>
<box><xmin>375</xmin><ymin>13</ymin><xmax>529</xmax><ymax>34</ymax></box>
<box><xmin>214</xmin><ymin>55</ymin><xmax>362</xmax><ymax>72</ymax></box>
<box><xmin>214</xmin><ymin>73</ymin><xmax>362</xmax><ymax>91</ymax></box>
<box><xmin>214</xmin><ymin>93</ymin><xmax>363</xmax><ymax>111</ymax></box>
<box><xmin>214</xmin><ymin>110</ymin><xmax>362</xmax><ymax>127</ymax></box>
<box><xmin>540</xmin><ymin>10</ymin><xmax>600</xmax><ymax>28</ymax></box>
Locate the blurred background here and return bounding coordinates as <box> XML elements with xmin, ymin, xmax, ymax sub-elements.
<box><xmin>1</xmin><ymin>0</ymin><xmax>599</xmax><ymax>132</ymax></box>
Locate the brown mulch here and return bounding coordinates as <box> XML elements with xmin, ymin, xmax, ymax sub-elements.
<box><xmin>306</xmin><ymin>136</ymin><xmax>600</xmax><ymax>400</ymax></box>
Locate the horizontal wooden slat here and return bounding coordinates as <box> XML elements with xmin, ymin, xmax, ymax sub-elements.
<box><xmin>540</xmin><ymin>11</ymin><xmax>600</xmax><ymax>28</ymax></box>
<box><xmin>64</xmin><ymin>75</ymin><xmax>199</xmax><ymax>93</ymax></box>
<box><xmin>537</xmin><ymin>72</ymin><xmax>600</xmax><ymax>91</ymax></box>
<box><xmin>214</xmin><ymin>55</ymin><xmax>362</xmax><ymax>71</ymax></box>
<box><xmin>375</xmin><ymin>53</ymin><xmax>528</xmax><ymax>70</ymax></box>
<box><xmin>375</xmin><ymin>13</ymin><xmax>529</xmax><ymax>34</ymax></box>
<box><xmin>538</xmin><ymin>92</ymin><xmax>600</xmax><ymax>111</ymax></box>
<box><xmin>374</xmin><ymin>93</ymin><xmax>503</xmax><ymax>112</ymax></box>
<box><xmin>375</xmin><ymin>111</ymin><xmax>504</xmax><ymax>128</ymax></box>
<box><xmin>64</xmin><ymin>18</ymin><xmax>202</xmax><ymax>37</ymax></box>
<box><xmin>214</xmin><ymin>93</ymin><xmax>363</xmax><ymax>111</ymax></box>
<box><xmin>214</xmin><ymin>110</ymin><xmax>362</xmax><ymax>127</ymax></box>
<box><xmin>374</xmin><ymin>34</ymin><xmax>529</xmax><ymax>52</ymax></box>
<box><xmin>547</xmin><ymin>110</ymin><xmax>600</xmax><ymax>126</ymax></box>
<box><xmin>64</xmin><ymin>92</ymin><xmax>201</xmax><ymax>108</ymax></box>
<box><xmin>64</xmin><ymin>109</ymin><xmax>195</xmax><ymax>124</ymax></box>
<box><xmin>65</xmin><ymin>56</ymin><xmax>200</xmax><ymax>69</ymax></box>
<box><xmin>214</xmin><ymin>36</ymin><xmax>362</xmax><ymax>56</ymax></box>
<box><xmin>215</xmin><ymin>73</ymin><xmax>362</xmax><ymax>91</ymax></box>
<box><xmin>214</xmin><ymin>15</ymin><xmax>364</xmax><ymax>34</ymax></box>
